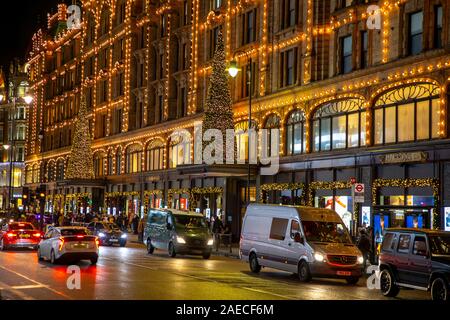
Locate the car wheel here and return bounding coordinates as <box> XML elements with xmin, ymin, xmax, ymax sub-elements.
<box><xmin>120</xmin><ymin>241</ymin><xmax>127</xmax><ymax>247</ymax></box>
<box><xmin>90</xmin><ymin>257</ymin><xmax>98</xmax><ymax>265</ymax></box>
<box><xmin>298</xmin><ymin>261</ymin><xmax>312</xmax><ymax>282</ymax></box>
<box><xmin>202</xmin><ymin>252</ymin><xmax>211</xmax><ymax>260</ymax></box>
<box><xmin>50</xmin><ymin>250</ymin><xmax>57</xmax><ymax>265</ymax></box>
<box><xmin>37</xmin><ymin>247</ymin><xmax>43</xmax><ymax>261</ymax></box>
<box><xmin>249</xmin><ymin>253</ymin><xmax>261</xmax><ymax>274</ymax></box>
<box><xmin>168</xmin><ymin>242</ymin><xmax>177</xmax><ymax>258</ymax></box>
<box><xmin>431</xmin><ymin>277</ymin><xmax>449</xmax><ymax>301</ymax></box>
<box><xmin>147</xmin><ymin>239</ymin><xmax>155</xmax><ymax>254</ymax></box>
<box><xmin>380</xmin><ymin>269</ymin><xmax>399</xmax><ymax>297</ymax></box>
<box><xmin>346</xmin><ymin>277</ymin><xmax>360</xmax><ymax>285</ymax></box>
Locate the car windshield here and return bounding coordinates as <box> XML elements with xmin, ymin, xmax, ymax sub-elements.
<box><xmin>429</xmin><ymin>235</ymin><xmax>450</xmax><ymax>256</ymax></box>
<box><xmin>60</xmin><ymin>229</ymin><xmax>87</xmax><ymax>236</ymax></box>
<box><xmin>302</xmin><ymin>221</ymin><xmax>352</xmax><ymax>244</ymax></box>
<box><xmin>10</xmin><ymin>223</ymin><xmax>34</xmax><ymax>230</ymax></box>
<box><xmin>174</xmin><ymin>215</ymin><xmax>207</xmax><ymax>229</ymax></box>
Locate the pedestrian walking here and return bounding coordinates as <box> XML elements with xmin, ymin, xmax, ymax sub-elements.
<box><xmin>357</xmin><ymin>229</ymin><xmax>372</xmax><ymax>272</ymax></box>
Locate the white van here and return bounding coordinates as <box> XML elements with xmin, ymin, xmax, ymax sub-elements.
<box><xmin>240</xmin><ymin>204</ymin><xmax>364</xmax><ymax>284</ymax></box>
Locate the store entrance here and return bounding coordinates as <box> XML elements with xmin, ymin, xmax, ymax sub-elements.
<box><xmin>372</xmin><ymin>205</ymin><xmax>432</xmax><ymax>255</ymax></box>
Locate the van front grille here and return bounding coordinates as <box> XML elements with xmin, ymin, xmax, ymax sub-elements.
<box><xmin>327</xmin><ymin>255</ymin><xmax>357</xmax><ymax>265</ymax></box>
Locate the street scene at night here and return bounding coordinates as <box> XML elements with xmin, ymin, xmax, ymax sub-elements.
<box><xmin>0</xmin><ymin>0</ymin><xmax>450</xmax><ymax>315</ymax></box>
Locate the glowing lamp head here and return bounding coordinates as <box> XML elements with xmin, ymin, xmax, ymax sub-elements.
<box><xmin>228</xmin><ymin>60</ymin><xmax>239</xmax><ymax>78</ymax></box>
<box><xmin>24</xmin><ymin>95</ymin><xmax>33</xmax><ymax>105</ymax></box>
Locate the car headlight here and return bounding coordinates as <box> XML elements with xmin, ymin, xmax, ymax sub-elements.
<box><xmin>207</xmin><ymin>239</ymin><xmax>214</xmax><ymax>246</ymax></box>
<box><xmin>177</xmin><ymin>236</ymin><xmax>186</xmax><ymax>244</ymax></box>
<box><xmin>357</xmin><ymin>256</ymin><xmax>364</xmax><ymax>264</ymax></box>
<box><xmin>98</xmin><ymin>232</ymin><xmax>106</xmax><ymax>238</ymax></box>
<box><xmin>314</xmin><ymin>253</ymin><xmax>325</xmax><ymax>262</ymax></box>
<box><xmin>121</xmin><ymin>234</ymin><xmax>127</xmax><ymax>239</ymax></box>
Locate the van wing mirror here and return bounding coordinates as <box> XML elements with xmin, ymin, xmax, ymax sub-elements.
<box><xmin>294</xmin><ymin>232</ymin><xmax>304</xmax><ymax>244</ymax></box>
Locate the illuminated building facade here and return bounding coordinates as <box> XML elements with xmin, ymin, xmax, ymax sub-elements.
<box><xmin>25</xmin><ymin>1</ymin><xmax>450</xmax><ymax>239</ymax></box>
<box><xmin>0</xmin><ymin>60</ymin><xmax>30</xmax><ymax>211</ymax></box>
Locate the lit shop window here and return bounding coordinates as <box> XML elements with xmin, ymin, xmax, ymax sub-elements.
<box><xmin>263</xmin><ymin>114</ymin><xmax>281</xmax><ymax>157</ymax></box>
<box><xmin>374</xmin><ymin>83</ymin><xmax>440</xmax><ymax>145</ymax></box>
<box><xmin>312</xmin><ymin>99</ymin><xmax>366</xmax><ymax>152</ymax></box>
<box><xmin>94</xmin><ymin>153</ymin><xmax>106</xmax><ymax>177</ymax></box>
<box><xmin>286</xmin><ymin>110</ymin><xmax>306</xmax><ymax>156</ymax></box>
<box><xmin>235</xmin><ymin>120</ymin><xmax>258</xmax><ymax>162</ymax></box>
<box><xmin>169</xmin><ymin>134</ymin><xmax>191</xmax><ymax>169</ymax></box>
<box><xmin>126</xmin><ymin>144</ymin><xmax>143</xmax><ymax>174</ymax></box>
<box><xmin>146</xmin><ymin>140</ymin><xmax>165</xmax><ymax>171</ymax></box>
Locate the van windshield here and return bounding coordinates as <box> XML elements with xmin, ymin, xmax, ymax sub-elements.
<box><xmin>302</xmin><ymin>221</ymin><xmax>352</xmax><ymax>244</ymax></box>
<box><xmin>174</xmin><ymin>216</ymin><xmax>207</xmax><ymax>229</ymax></box>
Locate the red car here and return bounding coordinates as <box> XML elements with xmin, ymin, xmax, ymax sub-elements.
<box><xmin>0</xmin><ymin>222</ymin><xmax>42</xmax><ymax>250</ymax></box>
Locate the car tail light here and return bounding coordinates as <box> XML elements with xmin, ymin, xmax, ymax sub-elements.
<box><xmin>6</xmin><ymin>233</ymin><xmax>16</xmax><ymax>238</ymax></box>
<box><xmin>33</xmin><ymin>233</ymin><xmax>41</xmax><ymax>238</ymax></box>
<box><xmin>76</xmin><ymin>235</ymin><xmax>84</xmax><ymax>239</ymax></box>
<box><xmin>59</xmin><ymin>237</ymin><xmax>65</xmax><ymax>251</ymax></box>
<box><xmin>95</xmin><ymin>237</ymin><xmax>100</xmax><ymax>248</ymax></box>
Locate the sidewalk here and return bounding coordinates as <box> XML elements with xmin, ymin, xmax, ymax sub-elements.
<box><xmin>127</xmin><ymin>233</ymin><xmax>240</xmax><ymax>259</ymax></box>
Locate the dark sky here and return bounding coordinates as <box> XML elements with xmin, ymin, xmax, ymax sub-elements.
<box><xmin>0</xmin><ymin>0</ymin><xmax>71</xmax><ymax>72</ymax></box>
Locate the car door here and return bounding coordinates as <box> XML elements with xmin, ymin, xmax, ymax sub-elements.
<box><xmin>395</xmin><ymin>233</ymin><xmax>412</xmax><ymax>283</ymax></box>
<box><xmin>285</xmin><ymin>219</ymin><xmax>307</xmax><ymax>273</ymax></box>
<box><xmin>406</xmin><ymin>234</ymin><xmax>431</xmax><ymax>287</ymax></box>
<box><xmin>41</xmin><ymin>229</ymin><xmax>55</xmax><ymax>258</ymax></box>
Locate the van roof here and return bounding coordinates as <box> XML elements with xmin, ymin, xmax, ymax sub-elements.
<box><xmin>247</xmin><ymin>204</ymin><xmax>342</xmax><ymax>222</ymax></box>
<box><xmin>151</xmin><ymin>208</ymin><xmax>204</xmax><ymax>217</ymax></box>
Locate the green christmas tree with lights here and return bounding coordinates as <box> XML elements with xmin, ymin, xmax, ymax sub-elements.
<box><xmin>66</xmin><ymin>96</ymin><xmax>95</xmax><ymax>180</ymax></box>
<box><xmin>202</xmin><ymin>30</ymin><xmax>235</xmax><ymax>162</ymax></box>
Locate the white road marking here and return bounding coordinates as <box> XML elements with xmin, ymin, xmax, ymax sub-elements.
<box><xmin>0</xmin><ymin>281</ymin><xmax>36</xmax><ymax>300</ymax></box>
<box><xmin>11</xmin><ymin>285</ymin><xmax>46</xmax><ymax>290</ymax></box>
<box><xmin>0</xmin><ymin>265</ymin><xmax>72</xmax><ymax>300</ymax></box>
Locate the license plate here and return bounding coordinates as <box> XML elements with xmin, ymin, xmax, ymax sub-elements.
<box><xmin>20</xmin><ymin>234</ymin><xmax>31</xmax><ymax>238</ymax></box>
<box><xmin>337</xmin><ymin>271</ymin><xmax>352</xmax><ymax>276</ymax></box>
<box><xmin>110</xmin><ymin>239</ymin><xmax>118</xmax><ymax>242</ymax></box>
<box><xmin>73</xmin><ymin>243</ymin><xmax>87</xmax><ymax>248</ymax></box>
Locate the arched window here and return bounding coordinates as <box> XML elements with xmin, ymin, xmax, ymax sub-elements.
<box><xmin>146</xmin><ymin>140</ymin><xmax>164</xmax><ymax>171</ymax></box>
<box><xmin>116</xmin><ymin>149</ymin><xmax>122</xmax><ymax>174</ymax></box>
<box><xmin>126</xmin><ymin>144</ymin><xmax>143</xmax><ymax>173</ymax></box>
<box><xmin>235</xmin><ymin>120</ymin><xmax>257</xmax><ymax>161</ymax></box>
<box><xmin>263</xmin><ymin>114</ymin><xmax>281</xmax><ymax>156</ymax></box>
<box><xmin>286</xmin><ymin>110</ymin><xmax>306</xmax><ymax>155</ymax></box>
<box><xmin>47</xmin><ymin>161</ymin><xmax>56</xmax><ymax>182</ymax></box>
<box><xmin>107</xmin><ymin>152</ymin><xmax>114</xmax><ymax>176</ymax></box>
<box><xmin>56</xmin><ymin>159</ymin><xmax>65</xmax><ymax>181</ymax></box>
<box><xmin>312</xmin><ymin>99</ymin><xmax>366</xmax><ymax>152</ymax></box>
<box><xmin>374</xmin><ymin>83</ymin><xmax>440</xmax><ymax>145</ymax></box>
<box><xmin>94</xmin><ymin>152</ymin><xmax>106</xmax><ymax>177</ymax></box>
<box><xmin>169</xmin><ymin>133</ymin><xmax>191</xmax><ymax>168</ymax></box>
<box><xmin>25</xmin><ymin>166</ymin><xmax>32</xmax><ymax>184</ymax></box>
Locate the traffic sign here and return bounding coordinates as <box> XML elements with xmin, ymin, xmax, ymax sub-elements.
<box><xmin>354</xmin><ymin>183</ymin><xmax>365</xmax><ymax>193</ymax></box>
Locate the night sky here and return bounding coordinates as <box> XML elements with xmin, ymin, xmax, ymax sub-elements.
<box><xmin>0</xmin><ymin>0</ymin><xmax>71</xmax><ymax>72</ymax></box>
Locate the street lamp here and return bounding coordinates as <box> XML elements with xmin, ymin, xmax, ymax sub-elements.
<box><xmin>23</xmin><ymin>95</ymin><xmax>33</xmax><ymax>105</ymax></box>
<box><xmin>228</xmin><ymin>51</ymin><xmax>253</xmax><ymax>207</ymax></box>
<box><xmin>0</xmin><ymin>94</ymin><xmax>4</xmax><ymax>103</ymax></box>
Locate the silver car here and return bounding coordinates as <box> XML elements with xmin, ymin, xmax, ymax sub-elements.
<box><xmin>37</xmin><ymin>226</ymin><xmax>99</xmax><ymax>265</ymax></box>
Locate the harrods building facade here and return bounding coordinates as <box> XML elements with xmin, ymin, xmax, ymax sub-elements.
<box><xmin>25</xmin><ymin>0</ymin><xmax>450</xmax><ymax>239</ymax></box>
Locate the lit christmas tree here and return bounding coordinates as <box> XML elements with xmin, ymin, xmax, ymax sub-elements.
<box><xmin>202</xmin><ymin>30</ymin><xmax>235</xmax><ymax>162</ymax></box>
<box><xmin>66</xmin><ymin>96</ymin><xmax>95</xmax><ymax>180</ymax></box>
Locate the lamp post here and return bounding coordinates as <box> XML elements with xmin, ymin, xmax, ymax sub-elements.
<box><xmin>228</xmin><ymin>51</ymin><xmax>253</xmax><ymax>206</ymax></box>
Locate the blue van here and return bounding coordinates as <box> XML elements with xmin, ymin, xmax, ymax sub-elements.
<box><xmin>144</xmin><ymin>209</ymin><xmax>214</xmax><ymax>259</ymax></box>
